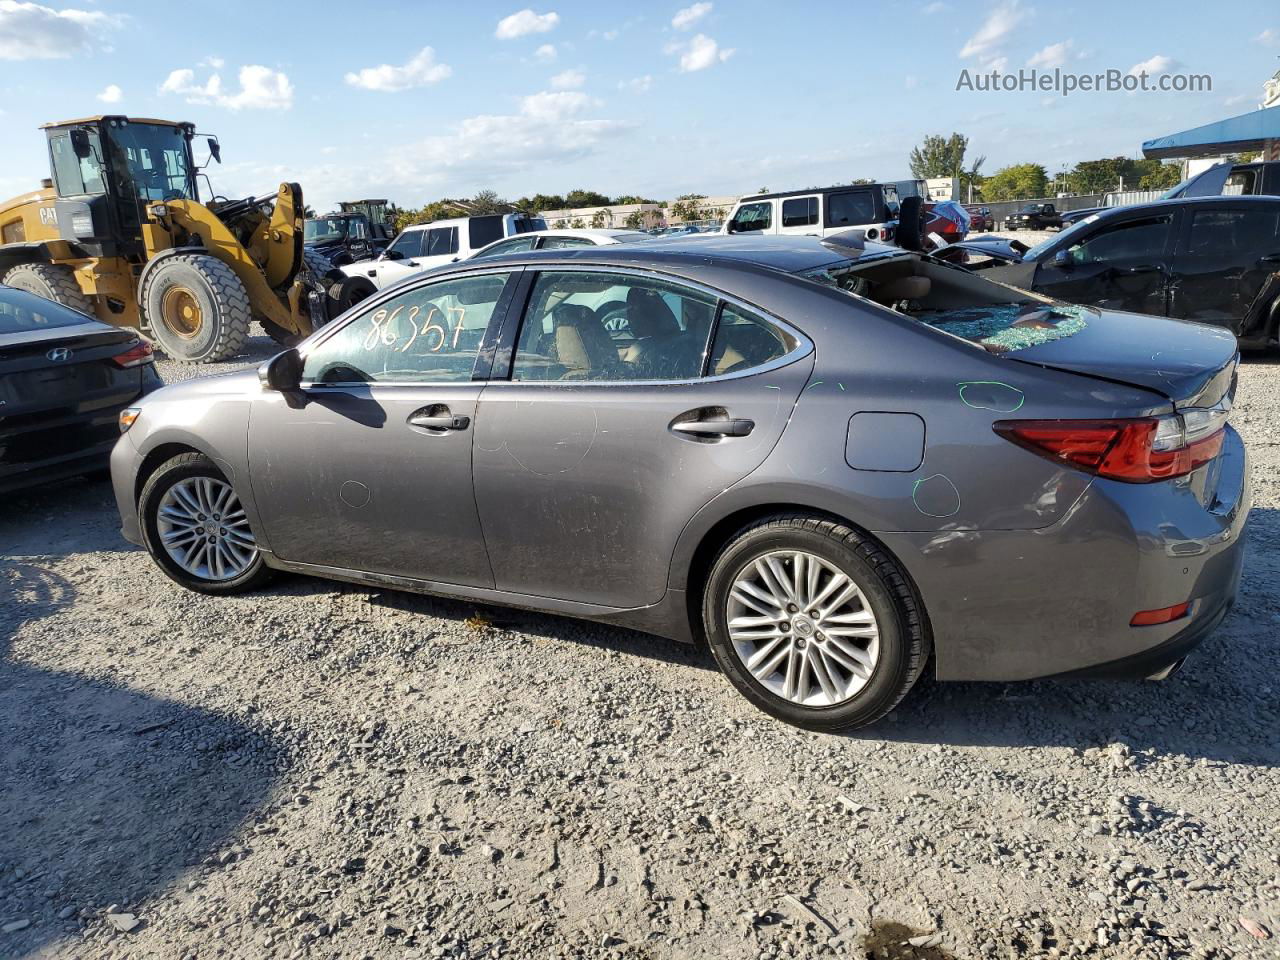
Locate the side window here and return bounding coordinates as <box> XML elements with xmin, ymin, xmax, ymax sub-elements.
<box><xmin>827</xmin><ymin>191</ymin><xmax>876</xmax><ymax>227</ymax></box>
<box><xmin>540</xmin><ymin>236</ymin><xmax>594</xmax><ymax>249</ymax></box>
<box><xmin>473</xmin><ymin>236</ymin><xmax>537</xmax><ymax>259</ymax></box>
<box><xmin>708</xmin><ymin>305</ymin><xmax>796</xmax><ymax>376</ymax></box>
<box><xmin>781</xmin><ymin>196</ymin><xmax>818</xmax><ymax>228</ymax></box>
<box><xmin>350</xmin><ymin>219</ymin><xmax>368</xmax><ymax>241</ymax></box>
<box><xmin>427</xmin><ymin>227</ymin><xmax>458</xmax><ymax>257</ymax></box>
<box><xmin>1069</xmin><ymin>216</ymin><xmax>1171</xmax><ymax>264</ymax></box>
<box><xmin>1187</xmin><ymin>209</ymin><xmax>1280</xmax><ymax>256</ymax></box>
<box><xmin>386</xmin><ymin>231</ymin><xmax>424</xmax><ymax>260</ymax></box>
<box><xmin>1222</xmin><ymin>170</ymin><xmax>1257</xmax><ymax>196</ymax></box>
<box><xmin>511</xmin><ymin>271</ymin><xmax>717</xmax><ymax>382</ymax></box>
<box><xmin>728</xmin><ymin>201</ymin><xmax>772</xmax><ymax>233</ymax></box>
<box><xmin>301</xmin><ymin>272</ymin><xmax>511</xmax><ymax>384</ymax></box>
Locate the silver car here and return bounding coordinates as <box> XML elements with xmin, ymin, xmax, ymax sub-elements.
<box><xmin>111</xmin><ymin>235</ymin><xmax>1250</xmax><ymax>730</ymax></box>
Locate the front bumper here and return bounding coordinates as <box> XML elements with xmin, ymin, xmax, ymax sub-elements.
<box><xmin>109</xmin><ymin>428</ymin><xmax>146</xmax><ymax>546</ymax></box>
<box><xmin>879</xmin><ymin>425</ymin><xmax>1251</xmax><ymax>681</ymax></box>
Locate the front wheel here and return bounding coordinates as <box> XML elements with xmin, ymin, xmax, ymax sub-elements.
<box><xmin>140</xmin><ymin>254</ymin><xmax>251</xmax><ymax>363</ymax></box>
<box><xmin>138</xmin><ymin>452</ymin><xmax>273</xmax><ymax>594</ymax></box>
<box><xmin>702</xmin><ymin>515</ymin><xmax>930</xmax><ymax>731</ymax></box>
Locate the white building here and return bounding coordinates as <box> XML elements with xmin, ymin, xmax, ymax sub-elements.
<box><xmin>539</xmin><ymin>203</ymin><xmax>664</xmax><ymax>230</ymax></box>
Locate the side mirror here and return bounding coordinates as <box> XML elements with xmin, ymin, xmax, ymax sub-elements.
<box><xmin>207</xmin><ymin>138</ymin><xmax>222</xmax><ymax>164</ymax></box>
<box><xmin>259</xmin><ymin>347</ymin><xmax>302</xmax><ymax>392</ymax></box>
<box><xmin>70</xmin><ymin>129</ymin><xmax>92</xmax><ymax>159</ymax></box>
<box><xmin>1051</xmin><ymin>249</ymin><xmax>1074</xmax><ymax>270</ymax></box>
<box><xmin>384</xmin><ymin>249</ymin><xmax>404</xmax><ymax>261</ymax></box>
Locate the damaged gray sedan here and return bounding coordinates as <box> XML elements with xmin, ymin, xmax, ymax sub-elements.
<box><xmin>110</xmin><ymin>235</ymin><xmax>1250</xmax><ymax>730</ymax></box>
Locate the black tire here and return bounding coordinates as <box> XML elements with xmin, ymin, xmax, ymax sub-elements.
<box><xmin>897</xmin><ymin>196</ymin><xmax>924</xmax><ymax>251</ymax></box>
<box><xmin>701</xmin><ymin>515</ymin><xmax>930</xmax><ymax>731</ymax></box>
<box><xmin>302</xmin><ymin>247</ymin><xmax>337</xmax><ymax>281</ymax></box>
<box><xmin>328</xmin><ymin>275</ymin><xmax>377</xmax><ymax>315</ymax></box>
<box><xmin>140</xmin><ymin>254</ymin><xmax>251</xmax><ymax>363</ymax></box>
<box><xmin>3</xmin><ymin>262</ymin><xmax>95</xmax><ymax>316</ymax></box>
<box><xmin>138</xmin><ymin>452</ymin><xmax>273</xmax><ymax>595</ymax></box>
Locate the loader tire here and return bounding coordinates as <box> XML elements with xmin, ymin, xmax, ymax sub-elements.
<box><xmin>302</xmin><ymin>247</ymin><xmax>338</xmax><ymax>281</ymax></box>
<box><xmin>140</xmin><ymin>254</ymin><xmax>251</xmax><ymax>363</ymax></box>
<box><xmin>328</xmin><ymin>275</ymin><xmax>377</xmax><ymax>315</ymax></box>
<box><xmin>3</xmin><ymin>262</ymin><xmax>95</xmax><ymax>317</ymax></box>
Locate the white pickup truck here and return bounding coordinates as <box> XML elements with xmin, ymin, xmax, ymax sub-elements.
<box><xmin>341</xmin><ymin>213</ymin><xmax>546</xmax><ymax>290</ymax></box>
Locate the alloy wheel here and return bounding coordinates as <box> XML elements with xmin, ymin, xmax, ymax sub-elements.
<box><xmin>725</xmin><ymin>550</ymin><xmax>880</xmax><ymax>707</ymax></box>
<box><xmin>156</xmin><ymin>477</ymin><xmax>257</xmax><ymax>581</ymax></box>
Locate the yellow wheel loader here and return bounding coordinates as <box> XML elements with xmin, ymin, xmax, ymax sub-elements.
<box><xmin>0</xmin><ymin>115</ymin><xmax>337</xmax><ymax>363</ymax></box>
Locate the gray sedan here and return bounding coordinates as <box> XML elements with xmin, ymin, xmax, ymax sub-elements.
<box><xmin>110</xmin><ymin>235</ymin><xmax>1250</xmax><ymax>730</ymax></box>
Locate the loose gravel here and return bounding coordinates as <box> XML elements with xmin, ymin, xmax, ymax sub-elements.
<box><xmin>2</xmin><ymin>322</ymin><xmax>1278</xmax><ymax>960</ymax></box>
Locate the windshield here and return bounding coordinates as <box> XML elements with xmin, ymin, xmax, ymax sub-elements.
<box><xmin>107</xmin><ymin>123</ymin><xmax>195</xmax><ymax>202</ymax></box>
<box><xmin>1022</xmin><ymin>214</ymin><xmax>1100</xmax><ymax>260</ymax></box>
<box><xmin>305</xmin><ymin>217</ymin><xmax>350</xmax><ymax>243</ymax></box>
<box><xmin>1019</xmin><ymin>204</ymin><xmax>1043</xmax><ymax>214</ymax></box>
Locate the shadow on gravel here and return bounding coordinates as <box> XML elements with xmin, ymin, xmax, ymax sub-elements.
<box><xmin>0</xmin><ymin>564</ymin><xmax>283</xmax><ymax>958</ymax></box>
<box><xmin>1</xmin><ymin>474</ymin><xmax>138</xmax><ymax>560</ymax></box>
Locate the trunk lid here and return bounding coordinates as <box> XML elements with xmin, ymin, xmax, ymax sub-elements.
<box><xmin>0</xmin><ymin>322</ymin><xmax>142</xmax><ymax>420</ymax></box>
<box><xmin>1008</xmin><ymin>307</ymin><xmax>1239</xmax><ymax>409</ymax></box>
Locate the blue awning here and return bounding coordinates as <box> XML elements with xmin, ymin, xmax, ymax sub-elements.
<box><xmin>1142</xmin><ymin>105</ymin><xmax>1280</xmax><ymax>159</ymax></box>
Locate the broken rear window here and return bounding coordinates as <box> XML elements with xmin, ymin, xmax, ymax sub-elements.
<box><xmin>915</xmin><ymin>303</ymin><xmax>1091</xmax><ymax>354</ymax></box>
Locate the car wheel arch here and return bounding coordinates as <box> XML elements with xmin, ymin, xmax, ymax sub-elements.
<box><xmin>675</xmin><ymin>501</ymin><xmax>932</xmax><ymax>655</ymax></box>
<box><xmin>133</xmin><ymin>442</ymin><xmax>212</xmax><ymax>506</ymax></box>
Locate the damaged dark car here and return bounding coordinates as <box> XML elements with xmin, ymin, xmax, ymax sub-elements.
<box><xmin>938</xmin><ymin>196</ymin><xmax>1280</xmax><ymax>348</ymax></box>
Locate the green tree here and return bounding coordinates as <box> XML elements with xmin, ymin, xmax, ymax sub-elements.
<box><xmin>623</xmin><ymin>210</ymin><xmax>646</xmax><ymax>229</ymax></box>
<box><xmin>468</xmin><ymin>190</ymin><xmax>509</xmax><ymax>214</ymax></box>
<box><xmin>1136</xmin><ymin>161</ymin><xmax>1183</xmax><ymax>190</ymax></box>
<box><xmin>908</xmin><ymin>132</ymin><xmax>984</xmax><ymax>198</ymax></box>
<box><xmin>670</xmin><ymin>193</ymin><xmax>708</xmax><ymax>221</ymax></box>
<box><xmin>565</xmin><ymin>189</ymin><xmax>611</xmax><ymax>208</ymax></box>
<box><xmin>301</xmin><ymin>203</ymin><xmax>317</xmax><ymax>218</ymax></box>
<box><xmin>850</xmin><ymin>178</ymin><xmax>875</xmax><ymax>185</ymax></box>
<box><xmin>569</xmin><ymin>218</ymin><xmax>586</xmax><ymax>228</ymax></box>
<box><xmin>590</xmin><ymin>208</ymin><xmax>610</xmax><ymax>228</ymax></box>
<box><xmin>981</xmin><ymin>163</ymin><xmax>1050</xmax><ymax>201</ymax></box>
<box><xmin>612</xmin><ymin>195</ymin><xmax>656</xmax><ymax>205</ymax></box>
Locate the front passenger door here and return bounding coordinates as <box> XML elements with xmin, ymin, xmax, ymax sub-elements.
<box><xmin>1032</xmin><ymin>213</ymin><xmax>1175</xmax><ymax>316</ymax></box>
<box><xmin>248</xmin><ymin>270</ymin><xmax>519</xmax><ymax>584</ymax></box>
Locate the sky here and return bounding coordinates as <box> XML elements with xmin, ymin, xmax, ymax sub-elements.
<box><xmin>0</xmin><ymin>0</ymin><xmax>1278</xmax><ymax>212</ymax></box>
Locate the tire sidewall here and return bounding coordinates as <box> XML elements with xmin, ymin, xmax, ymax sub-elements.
<box><xmin>144</xmin><ymin>258</ymin><xmax>224</xmax><ymax>362</ymax></box>
<box><xmin>703</xmin><ymin>526</ymin><xmax>909</xmax><ymax>730</ymax></box>
<box><xmin>139</xmin><ymin>455</ymin><xmax>267</xmax><ymax>594</ymax></box>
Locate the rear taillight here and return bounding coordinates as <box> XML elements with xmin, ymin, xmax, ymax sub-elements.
<box><xmin>112</xmin><ymin>339</ymin><xmax>154</xmax><ymax>368</ymax></box>
<box><xmin>994</xmin><ymin>406</ymin><xmax>1228</xmax><ymax>483</ymax></box>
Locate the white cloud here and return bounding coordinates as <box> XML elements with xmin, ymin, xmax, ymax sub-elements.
<box><xmin>549</xmin><ymin>67</ymin><xmax>585</xmax><ymax>89</ymax></box>
<box><xmin>1254</xmin><ymin>28</ymin><xmax>1277</xmax><ymax>46</ymax></box>
<box><xmin>495</xmin><ymin>9</ymin><xmax>559</xmax><ymax>39</ymax></box>
<box><xmin>534</xmin><ymin>42</ymin><xmax>557</xmax><ymax>61</ymax></box>
<box><xmin>1128</xmin><ymin>54</ymin><xmax>1176</xmax><ymax>76</ymax></box>
<box><xmin>671</xmin><ymin>2</ymin><xmax>711</xmax><ymax>30</ymax></box>
<box><xmin>160</xmin><ymin>64</ymin><xmax>294</xmax><ymax>110</ymax></box>
<box><xmin>959</xmin><ymin>1</ymin><xmax>1024</xmax><ymax>59</ymax></box>
<box><xmin>0</xmin><ymin>0</ymin><xmax>117</xmax><ymax>60</ymax></box>
<box><xmin>619</xmin><ymin>74</ymin><xmax>652</xmax><ymax>93</ymax></box>
<box><xmin>922</xmin><ymin>1</ymin><xmax>947</xmax><ymax>12</ymax></box>
<box><xmin>1026</xmin><ymin>39</ymin><xmax>1072</xmax><ymax>69</ymax></box>
<box><xmin>344</xmin><ymin>47</ymin><xmax>451</xmax><ymax>92</ymax></box>
<box><xmin>518</xmin><ymin>89</ymin><xmax>598</xmax><ymax>120</ymax></box>
<box><xmin>669</xmin><ymin>33</ymin><xmax>733</xmax><ymax>72</ymax></box>
<box><xmin>200</xmin><ymin>55</ymin><xmax>224</xmax><ymax>69</ymax></box>
<box><xmin>96</xmin><ymin>82</ymin><xmax>121</xmax><ymax>103</ymax></box>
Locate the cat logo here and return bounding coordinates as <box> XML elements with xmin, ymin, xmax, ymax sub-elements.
<box><xmin>38</xmin><ymin>206</ymin><xmax>57</xmax><ymax>227</ymax></box>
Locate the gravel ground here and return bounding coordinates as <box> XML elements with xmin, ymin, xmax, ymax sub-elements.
<box><xmin>2</xmin><ymin>320</ymin><xmax>1279</xmax><ymax>960</ymax></box>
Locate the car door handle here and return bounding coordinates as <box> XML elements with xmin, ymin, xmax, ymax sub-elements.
<box><xmin>408</xmin><ymin>411</ymin><xmax>470</xmax><ymax>431</ymax></box>
<box><xmin>1118</xmin><ymin>264</ymin><xmax>1164</xmax><ymax>275</ymax></box>
<box><xmin>367</xmin><ymin>270</ymin><xmax>377</xmax><ymax>277</ymax></box>
<box><xmin>670</xmin><ymin>417</ymin><xmax>754</xmax><ymax>438</ymax></box>
<box><xmin>1259</xmin><ymin>253</ymin><xmax>1280</xmax><ymax>265</ymax></box>
<box><xmin>406</xmin><ymin>260</ymin><xmax>419</xmax><ymax>267</ymax></box>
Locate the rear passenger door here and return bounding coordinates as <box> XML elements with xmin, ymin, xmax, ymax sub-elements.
<box><xmin>472</xmin><ymin>268</ymin><xmax>815</xmax><ymax>608</ymax></box>
<box><xmin>1032</xmin><ymin>213</ymin><xmax>1176</xmax><ymax>317</ymax></box>
<box><xmin>779</xmin><ymin>195</ymin><xmax>821</xmax><ymax>235</ymax></box>
<box><xmin>1169</xmin><ymin>204</ymin><xmax>1280</xmax><ymax>332</ymax></box>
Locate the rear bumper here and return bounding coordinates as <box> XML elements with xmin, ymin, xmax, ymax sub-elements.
<box><xmin>879</xmin><ymin>425</ymin><xmax>1251</xmax><ymax>681</ymax></box>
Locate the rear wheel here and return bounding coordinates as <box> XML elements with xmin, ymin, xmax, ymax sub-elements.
<box><xmin>139</xmin><ymin>452</ymin><xmax>272</xmax><ymax>594</ymax></box>
<box><xmin>3</xmin><ymin>262</ymin><xmax>95</xmax><ymax>316</ymax></box>
<box><xmin>702</xmin><ymin>515</ymin><xmax>930</xmax><ymax>731</ymax></box>
<box><xmin>140</xmin><ymin>254</ymin><xmax>251</xmax><ymax>363</ymax></box>
<box><xmin>328</xmin><ymin>275</ymin><xmax>377</xmax><ymax>315</ymax></box>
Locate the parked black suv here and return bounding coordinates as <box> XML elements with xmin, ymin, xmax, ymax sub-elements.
<box><xmin>1005</xmin><ymin>203</ymin><xmax>1064</xmax><ymax>231</ymax></box>
<box><xmin>304</xmin><ymin>212</ymin><xmax>389</xmax><ymax>268</ymax></box>
<box><xmin>943</xmin><ymin>196</ymin><xmax>1280</xmax><ymax>348</ymax></box>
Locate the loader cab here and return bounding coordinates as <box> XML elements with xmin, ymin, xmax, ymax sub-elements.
<box><xmin>42</xmin><ymin>116</ymin><xmax>199</xmax><ymax>258</ymax></box>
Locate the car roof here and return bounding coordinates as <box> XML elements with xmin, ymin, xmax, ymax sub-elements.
<box><xmin>530</xmin><ymin>228</ymin><xmax>640</xmax><ymax>240</ymax></box>
<box><xmin>471</xmin><ymin>233</ymin><xmax>902</xmax><ymax>273</ymax></box>
<box><xmin>745</xmin><ymin>184</ymin><xmax>890</xmax><ymax>202</ymax></box>
<box><xmin>1089</xmin><ymin>195</ymin><xmax>1280</xmax><ymax>220</ymax></box>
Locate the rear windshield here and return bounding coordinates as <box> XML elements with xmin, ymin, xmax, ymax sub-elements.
<box><xmin>0</xmin><ymin>286</ymin><xmax>91</xmax><ymax>333</ymax></box>
<box><xmin>799</xmin><ymin>255</ymin><xmax>1091</xmax><ymax>354</ymax></box>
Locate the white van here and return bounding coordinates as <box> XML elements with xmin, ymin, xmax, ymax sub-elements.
<box><xmin>343</xmin><ymin>213</ymin><xmax>546</xmax><ymax>290</ymax></box>
<box><xmin>721</xmin><ymin>184</ymin><xmax>901</xmax><ymax>243</ymax></box>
